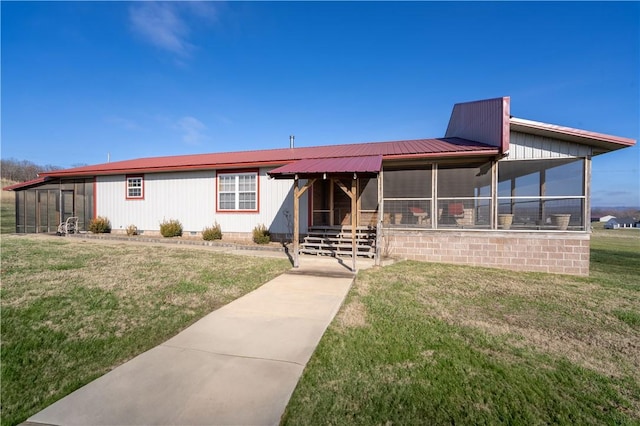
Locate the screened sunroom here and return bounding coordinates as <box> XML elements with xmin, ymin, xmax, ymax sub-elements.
<box><xmin>13</xmin><ymin>179</ymin><xmax>94</xmax><ymax>233</ymax></box>
<box><xmin>381</xmin><ymin>157</ymin><xmax>587</xmax><ymax>231</ymax></box>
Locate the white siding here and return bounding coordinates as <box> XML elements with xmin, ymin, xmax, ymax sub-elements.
<box><xmin>96</xmin><ymin>168</ymin><xmax>308</xmax><ymax>234</ymax></box>
<box><xmin>506</xmin><ymin>131</ymin><xmax>592</xmax><ymax>160</ymax></box>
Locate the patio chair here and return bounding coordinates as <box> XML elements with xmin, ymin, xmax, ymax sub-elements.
<box><xmin>442</xmin><ymin>203</ymin><xmax>465</xmax><ymax>225</ymax></box>
<box><xmin>57</xmin><ymin>217</ymin><xmax>78</xmax><ymax>236</ymax></box>
<box><xmin>409</xmin><ymin>206</ymin><xmax>429</xmax><ymax>225</ymax></box>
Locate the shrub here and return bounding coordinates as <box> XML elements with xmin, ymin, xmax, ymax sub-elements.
<box><xmin>252</xmin><ymin>223</ymin><xmax>271</xmax><ymax>244</ymax></box>
<box><xmin>88</xmin><ymin>216</ymin><xmax>111</xmax><ymax>234</ymax></box>
<box><xmin>202</xmin><ymin>222</ymin><xmax>222</xmax><ymax>241</ymax></box>
<box><xmin>126</xmin><ymin>224</ymin><xmax>138</xmax><ymax>236</ymax></box>
<box><xmin>159</xmin><ymin>219</ymin><xmax>183</xmax><ymax>237</ymax></box>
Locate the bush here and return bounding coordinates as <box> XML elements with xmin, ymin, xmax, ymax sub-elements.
<box><xmin>159</xmin><ymin>219</ymin><xmax>183</xmax><ymax>237</ymax></box>
<box><xmin>202</xmin><ymin>222</ymin><xmax>222</xmax><ymax>241</ymax></box>
<box><xmin>88</xmin><ymin>216</ymin><xmax>111</xmax><ymax>234</ymax></box>
<box><xmin>252</xmin><ymin>224</ymin><xmax>271</xmax><ymax>244</ymax></box>
<box><xmin>126</xmin><ymin>224</ymin><xmax>138</xmax><ymax>236</ymax></box>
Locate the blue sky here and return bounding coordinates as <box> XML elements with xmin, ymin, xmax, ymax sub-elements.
<box><xmin>2</xmin><ymin>1</ymin><xmax>638</xmax><ymax>206</ymax></box>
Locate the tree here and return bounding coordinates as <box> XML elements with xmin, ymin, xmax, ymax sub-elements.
<box><xmin>0</xmin><ymin>158</ymin><xmax>61</xmax><ymax>182</ymax></box>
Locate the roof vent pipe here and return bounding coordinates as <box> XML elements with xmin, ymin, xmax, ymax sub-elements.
<box><xmin>289</xmin><ymin>135</ymin><xmax>295</xmax><ymax>149</ymax></box>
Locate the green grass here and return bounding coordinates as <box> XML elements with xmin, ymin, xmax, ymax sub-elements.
<box><xmin>3</xmin><ymin>196</ymin><xmax>639</xmax><ymax>425</ymax></box>
<box><xmin>0</xmin><ymin>235</ymin><xmax>291</xmax><ymax>426</ymax></box>
<box><xmin>283</xmin><ymin>232</ymin><xmax>640</xmax><ymax>424</ymax></box>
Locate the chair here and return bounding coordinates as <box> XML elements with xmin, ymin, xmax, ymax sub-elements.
<box><xmin>447</xmin><ymin>203</ymin><xmax>465</xmax><ymax>225</ymax></box>
<box><xmin>448</xmin><ymin>203</ymin><xmax>464</xmax><ymax>217</ymax></box>
<box><xmin>409</xmin><ymin>207</ymin><xmax>429</xmax><ymax>225</ymax></box>
<box><xmin>57</xmin><ymin>217</ymin><xmax>78</xmax><ymax>236</ymax></box>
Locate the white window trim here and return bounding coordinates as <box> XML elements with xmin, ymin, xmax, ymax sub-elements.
<box><xmin>217</xmin><ymin>171</ymin><xmax>258</xmax><ymax>212</ymax></box>
<box><xmin>126</xmin><ymin>176</ymin><xmax>144</xmax><ymax>199</ymax></box>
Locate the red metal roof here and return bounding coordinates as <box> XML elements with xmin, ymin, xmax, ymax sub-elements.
<box><xmin>268</xmin><ymin>155</ymin><xmax>383</xmax><ymax>178</ymax></box>
<box><xmin>2</xmin><ymin>177</ymin><xmax>49</xmax><ymax>191</ymax></box>
<box><xmin>40</xmin><ymin>137</ymin><xmax>498</xmax><ymax>178</ymax></box>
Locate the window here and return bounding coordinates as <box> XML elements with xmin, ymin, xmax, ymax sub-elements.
<box><xmin>382</xmin><ymin>167</ymin><xmax>432</xmax><ymax>227</ymax></box>
<box><xmin>217</xmin><ymin>171</ymin><xmax>258</xmax><ymax>211</ymax></box>
<box><xmin>126</xmin><ymin>176</ymin><xmax>143</xmax><ymax>199</ymax></box>
<box><xmin>437</xmin><ymin>161</ymin><xmax>492</xmax><ymax>228</ymax></box>
<box><xmin>497</xmin><ymin>158</ymin><xmax>585</xmax><ymax>230</ymax></box>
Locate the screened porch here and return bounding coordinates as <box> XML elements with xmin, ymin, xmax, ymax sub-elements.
<box><xmin>379</xmin><ymin>157</ymin><xmax>587</xmax><ymax>231</ymax></box>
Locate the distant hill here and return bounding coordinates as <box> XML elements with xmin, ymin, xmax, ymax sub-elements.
<box><xmin>591</xmin><ymin>206</ymin><xmax>640</xmax><ymax>220</ymax></box>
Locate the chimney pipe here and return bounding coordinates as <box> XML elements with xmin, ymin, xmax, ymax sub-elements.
<box><xmin>289</xmin><ymin>135</ymin><xmax>295</xmax><ymax>149</ymax></box>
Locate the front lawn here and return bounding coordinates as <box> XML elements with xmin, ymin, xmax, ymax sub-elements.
<box><xmin>0</xmin><ymin>235</ymin><xmax>291</xmax><ymax>426</ymax></box>
<box><xmin>283</xmin><ymin>231</ymin><xmax>640</xmax><ymax>424</ymax></box>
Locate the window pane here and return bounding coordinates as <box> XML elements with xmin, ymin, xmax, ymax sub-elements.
<box><xmin>219</xmin><ymin>175</ymin><xmax>235</xmax><ymax>192</ymax></box>
<box><xmin>48</xmin><ymin>191</ymin><xmax>58</xmax><ymax>232</ymax></box>
<box><xmin>383</xmin><ymin>168</ymin><xmax>431</xmax><ymax>227</ymax></box>
<box><xmin>498</xmin><ymin>198</ymin><xmax>584</xmax><ymax>230</ymax></box>
<box><xmin>16</xmin><ymin>192</ymin><xmax>24</xmax><ymax>232</ymax></box>
<box><xmin>437</xmin><ymin>199</ymin><xmax>491</xmax><ymax>229</ymax></box>
<box><xmin>438</xmin><ymin>162</ymin><xmax>492</xmax><ymax>198</ymax></box>
<box><xmin>238</xmin><ymin>174</ymin><xmax>256</xmax><ymax>192</ymax></box>
<box><xmin>360</xmin><ymin>177</ymin><xmax>378</xmax><ymax>210</ymax></box>
<box><xmin>219</xmin><ymin>193</ymin><xmax>235</xmax><ymax>210</ymax></box>
<box><xmin>383</xmin><ymin>168</ymin><xmax>431</xmax><ymax>198</ymax></box>
<box><xmin>382</xmin><ymin>200</ymin><xmax>431</xmax><ymax>227</ymax></box>
<box><xmin>498</xmin><ymin>159</ymin><xmax>584</xmax><ymax>198</ymax></box>
<box><xmin>239</xmin><ymin>192</ymin><xmax>256</xmax><ymax>210</ymax></box>
<box><xmin>516</xmin><ymin>173</ymin><xmax>540</xmax><ymax>197</ymax></box>
<box><xmin>546</xmin><ymin>159</ymin><xmax>584</xmax><ymax>196</ymax></box>
<box><xmin>26</xmin><ymin>191</ymin><xmax>36</xmax><ymax>232</ymax></box>
<box><xmin>497</xmin><ymin>163</ymin><xmax>540</xmax><ymax>197</ymax></box>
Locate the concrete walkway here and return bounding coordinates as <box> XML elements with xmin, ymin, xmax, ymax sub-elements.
<box><xmin>26</xmin><ymin>257</ymin><xmax>373</xmax><ymax>426</ymax></box>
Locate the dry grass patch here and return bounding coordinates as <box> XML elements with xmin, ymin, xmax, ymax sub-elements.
<box><xmin>1</xmin><ymin>234</ymin><xmax>290</xmax><ymax>426</ymax></box>
<box><xmin>409</xmin><ymin>264</ymin><xmax>639</xmax><ymax>379</ymax></box>
<box><xmin>284</xmin><ymin>232</ymin><xmax>640</xmax><ymax>425</ymax></box>
<box><xmin>335</xmin><ymin>300</ymin><xmax>368</xmax><ymax>330</ymax></box>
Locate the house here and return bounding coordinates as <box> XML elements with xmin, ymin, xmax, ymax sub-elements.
<box><xmin>599</xmin><ymin>215</ymin><xmax>617</xmax><ymax>222</ymax></box>
<box><xmin>616</xmin><ymin>218</ymin><xmax>638</xmax><ymax>228</ymax></box>
<box><xmin>604</xmin><ymin>219</ymin><xmax>620</xmax><ymax>229</ymax></box>
<box><xmin>5</xmin><ymin>97</ymin><xmax>636</xmax><ymax>276</ymax></box>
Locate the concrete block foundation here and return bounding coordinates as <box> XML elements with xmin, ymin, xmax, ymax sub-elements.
<box><xmin>381</xmin><ymin>229</ymin><xmax>590</xmax><ymax>276</ymax></box>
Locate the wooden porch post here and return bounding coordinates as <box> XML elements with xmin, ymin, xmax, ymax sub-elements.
<box><xmin>293</xmin><ymin>177</ymin><xmax>300</xmax><ymax>268</ymax></box>
<box><xmin>293</xmin><ymin>177</ymin><xmax>315</xmax><ymax>268</ymax></box>
<box><xmin>329</xmin><ymin>179</ymin><xmax>334</xmax><ymax>226</ymax></box>
<box><xmin>334</xmin><ymin>178</ymin><xmax>357</xmax><ymax>272</ymax></box>
<box><xmin>375</xmin><ymin>171</ymin><xmax>382</xmax><ymax>266</ymax></box>
<box><xmin>351</xmin><ymin>176</ymin><xmax>357</xmax><ymax>272</ymax></box>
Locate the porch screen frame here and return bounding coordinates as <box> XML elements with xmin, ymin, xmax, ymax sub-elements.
<box><xmin>382</xmin><ymin>166</ymin><xmax>433</xmax><ymax>228</ymax></box>
<box><xmin>435</xmin><ymin>161</ymin><xmax>493</xmax><ymax>229</ymax></box>
<box><xmin>497</xmin><ymin>157</ymin><xmax>587</xmax><ymax>231</ymax></box>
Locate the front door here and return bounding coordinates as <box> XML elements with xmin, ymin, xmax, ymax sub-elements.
<box><xmin>310</xmin><ymin>177</ymin><xmax>379</xmax><ymax>227</ymax></box>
